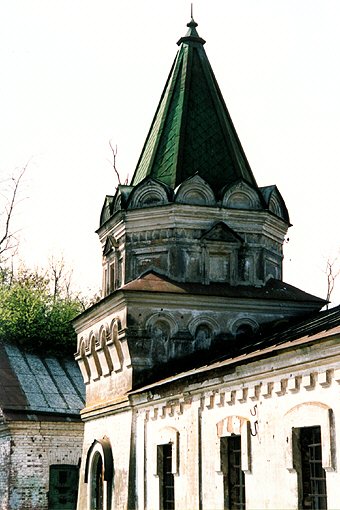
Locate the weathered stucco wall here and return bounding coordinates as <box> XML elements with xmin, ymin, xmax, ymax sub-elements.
<box><xmin>130</xmin><ymin>338</ymin><xmax>340</xmax><ymax>510</ymax></box>
<box><xmin>77</xmin><ymin>409</ymin><xmax>133</xmax><ymax>510</ymax></box>
<box><xmin>75</xmin><ymin>335</ymin><xmax>340</xmax><ymax>509</ymax></box>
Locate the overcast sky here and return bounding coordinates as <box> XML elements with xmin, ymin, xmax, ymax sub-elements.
<box><xmin>1</xmin><ymin>0</ymin><xmax>340</xmax><ymax>304</ymax></box>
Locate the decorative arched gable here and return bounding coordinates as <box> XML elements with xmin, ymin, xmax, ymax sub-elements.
<box><xmin>222</xmin><ymin>180</ymin><xmax>263</xmax><ymax>210</ymax></box>
<box><xmin>128</xmin><ymin>178</ymin><xmax>172</xmax><ymax>209</ymax></box>
<box><xmin>95</xmin><ymin>325</ymin><xmax>113</xmax><ymax>376</ymax></box>
<box><xmin>175</xmin><ymin>174</ymin><xmax>216</xmax><ymax>206</ymax></box>
<box><xmin>107</xmin><ymin>318</ymin><xmax>124</xmax><ymax>372</ymax></box>
<box><xmin>146</xmin><ymin>312</ymin><xmax>179</xmax><ymax>363</ymax></box>
<box><xmin>113</xmin><ymin>185</ymin><xmax>133</xmax><ymax>213</ymax></box>
<box><xmin>100</xmin><ymin>195</ymin><xmax>114</xmax><ymax>226</ymax></box>
<box><xmin>188</xmin><ymin>315</ymin><xmax>220</xmax><ymax>338</ymax></box>
<box><xmin>260</xmin><ymin>185</ymin><xmax>290</xmax><ymax>223</ymax></box>
<box><xmin>187</xmin><ymin>316</ymin><xmax>220</xmax><ymax>351</ymax></box>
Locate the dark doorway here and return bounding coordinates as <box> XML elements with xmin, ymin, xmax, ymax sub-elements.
<box><xmin>48</xmin><ymin>464</ymin><xmax>79</xmax><ymax>510</ymax></box>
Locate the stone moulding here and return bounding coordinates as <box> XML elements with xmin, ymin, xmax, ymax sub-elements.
<box><xmin>284</xmin><ymin>403</ymin><xmax>335</xmax><ymax>472</ymax></box>
<box><xmin>136</xmin><ymin>367</ymin><xmax>340</xmax><ymax>421</ymax></box>
<box><xmin>75</xmin><ymin>319</ymin><xmax>130</xmax><ymax>385</ymax></box>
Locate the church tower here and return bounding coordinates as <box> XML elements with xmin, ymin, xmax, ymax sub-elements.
<box><xmin>100</xmin><ymin>18</ymin><xmax>290</xmax><ymax>294</ymax></box>
<box><xmin>73</xmin><ymin>18</ymin><xmax>324</xmax><ymax>510</ymax></box>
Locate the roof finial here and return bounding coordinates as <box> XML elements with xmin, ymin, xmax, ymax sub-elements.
<box><xmin>177</xmin><ymin>3</ymin><xmax>205</xmax><ymax>46</ymax></box>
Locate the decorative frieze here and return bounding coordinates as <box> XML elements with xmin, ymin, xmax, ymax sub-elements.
<box><xmin>287</xmin><ymin>375</ymin><xmax>301</xmax><ymax>393</ymax></box>
<box><xmin>318</xmin><ymin>369</ymin><xmax>332</xmax><ymax>387</ymax></box>
<box><xmin>302</xmin><ymin>373</ymin><xmax>316</xmax><ymax>390</ymax></box>
<box><xmin>142</xmin><ymin>368</ymin><xmax>340</xmax><ymax>421</ymax></box>
<box><xmin>75</xmin><ymin>319</ymin><xmax>127</xmax><ymax>385</ymax></box>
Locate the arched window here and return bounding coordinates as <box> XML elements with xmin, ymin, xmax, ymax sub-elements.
<box><xmin>229</xmin><ymin>318</ymin><xmax>258</xmax><ymax>341</ymax></box>
<box><xmin>85</xmin><ymin>438</ymin><xmax>113</xmax><ymax>510</ymax></box>
<box><xmin>235</xmin><ymin>324</ymin><xmax>253</xmax><ymax>340</ymax></box>
<box><xmin>91</xmin><ymin>453</ymin><xmax>104</xmax><ymax>510</ymax></box>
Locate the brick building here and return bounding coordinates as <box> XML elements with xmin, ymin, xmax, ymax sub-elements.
<box><xmin>0</xmin><ymin>341</ymin><xmax>85</xmax><ymax>510</ymax></box>
<box><xmin>73</xmin><ymin>16</ymin><xmax>340</xmax><ymax>510</ymax></box>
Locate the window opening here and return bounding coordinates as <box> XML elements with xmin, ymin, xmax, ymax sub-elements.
<box><xmin>235</xmin><ymin>324</ymin><xmax>253</xmax><ymax>341</ymax></box>
<box><xmin>91</xmin><ymin>453</ymin><xmax>104</xmax><ymax>510</ymax></box>
<box><xmin>118</xmin><ymin>257</ymin><xmax>123</xmax><ymax>288</ymax></box>
<box><xmin>158</xmin><ymin>444</ymin><xmax>175</xmax><ymax>510</ymax></box>
<box><xmin>109</xmin><ymin>262</ymin><xmax>115</xmax><ymax>292</ymax></box>
<box><xmin>295</xmin><ymin>426</ymin><xmax>327</xmax><ymax>510</ymax></box>
<box><xmin>103</xmin><ymin>267</ymin><xmax>108</xmax><ymax>297</ymax></box>
<box><xmin>220</xmin><ymin>435</ymin><xmax>245</xmax><ymax>510</ymax></box>
<box><xmin>48</xmin><ymin>464</ymin><xmax>79</xmax><ymax>510</ymax></box>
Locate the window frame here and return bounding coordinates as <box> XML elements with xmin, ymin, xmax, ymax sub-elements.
<box><xmin>84</xmin><ymin>438</ymin><xmax>113</xmax><ymax>510</ymax></box>
<box><xmin>157</xmin><ymin>443</ymin><xmax>175</xmax><ymax>510</ymax></box>
<box><xmin>153</xmin><ymin>427</ymin><xmax>180</xmax><ymax>510</ymax></box>
<box><xmin>293</xmin><ymin>425</ymin><xmax>328</xmax><ymax>510</ymax></box>
<box><xmin>220</xmin><ymin>434</ymin><xmax>246</xmax><ymax>510</ymax></box>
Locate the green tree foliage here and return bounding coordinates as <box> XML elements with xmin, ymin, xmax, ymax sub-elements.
<box><xmin>0</xmin><ymin>266</ymin><xmax>84</xmax><ymax>356</ymax></box>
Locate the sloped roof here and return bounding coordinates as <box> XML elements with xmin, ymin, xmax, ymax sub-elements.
<box><xmin>0</xmin><ymin>342</ymin><xmax>85</xmax><ymax>421</ymax></box>
<box><xmin>131</xmin><ymin>18</ymin><xmax>258</xmax><ymax>195</ymax></box>
<box><xmin>121</xmin><ymin>271</ymin><xmax>325</xmax><ymax>305</ymax></box>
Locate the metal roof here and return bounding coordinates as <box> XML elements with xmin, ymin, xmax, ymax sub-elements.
<box><xmin>131</xmin><ymin>18</ymin><xmax>258</xmax><ymax>196</ymax></box>
<box><xmin>121</xmin><ymin>271</ymin><xmax>325</xmax><ymax>304</ymax></box>
<box><xmin>0</xmin><ymin>342</ymin><xmax>85</xmax><ymax>421</ymax></box>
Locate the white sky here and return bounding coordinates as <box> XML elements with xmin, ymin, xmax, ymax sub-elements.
<box><xmin>1</xmin><ymin>0</ymin><xmax>340</xmax><ymax>304</ymax></box>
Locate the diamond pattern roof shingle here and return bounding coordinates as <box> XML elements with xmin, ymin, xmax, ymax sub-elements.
<box><xmin>131</xmin><ymin>19</ymin><xmax>258</xmax><ymax>196</ymax></box>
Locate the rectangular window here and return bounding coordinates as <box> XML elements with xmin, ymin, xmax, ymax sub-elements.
<box><xmin>294</xmin><ymin>426</ymin><xmax>327</xmax><ymax>510</ymax></box>
<box><xmin>158</xmin><ymin>444</ymin><xmax>175</xmax><ymax>510</ymax></box>
<box><xmin>103</xmin><ymin>267</ymin><xmax>108</xmax><ymax>297</ymax></box>
<box><xmin>109</xmin><ymin>262</ymin><xmax>115</xmax><ymax>292</ymax></box>
<box><xmin>220</xmin><ymin>435</ymin><xmax>245</xmax><ymax>510</ymax></box>
<box><xmin>119</xmin><ymin>257</ymin><xmax>123</xmax><ymax>287</ymax></box>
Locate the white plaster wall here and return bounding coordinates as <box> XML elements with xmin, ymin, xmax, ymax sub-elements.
<box><xmin>133</xmin><ymin>351</ymin><xmax>340</xmax><ymax>510</ymax></box>
<box><xmin>141</xmin><ymin>399</ymin><xmax>201</xmax><ymax>510</ymax></box>
<box><xmin>77</xmin><ymin>409</ymin><xmax>133</xmax><ymax>510</ymax></box>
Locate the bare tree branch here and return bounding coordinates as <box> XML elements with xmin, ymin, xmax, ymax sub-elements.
<box><xmin>0</xmin><ymin>162</ymin><xmax>29</xmax><ymax>262</ymax></box>
<box><xmin>49</xmin><ymin>255</ymin><xmax>74</xmax><ymax>300</ymax></box>
<box><xmin>108</xmin><ymin>140</ymin><xmax>121</xmax><ymax>185</ymax></box>
<box><xmin>325</xmin><ymin>256</ymin><xmax>340</xmax><ymax>308</ymax></box>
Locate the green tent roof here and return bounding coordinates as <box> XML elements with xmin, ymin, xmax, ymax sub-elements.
<box><xmin>131</xmin><ymin>18</ymin><xmax>258</xmax><ymax>195</ymax></box>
